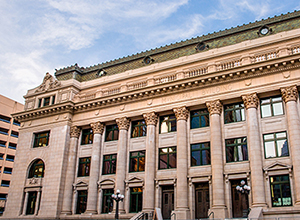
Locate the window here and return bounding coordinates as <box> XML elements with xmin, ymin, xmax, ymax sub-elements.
<box><xmin>0</xmin><ymin>140</ymin><xmax>6</xmax><ymax>148</ymax></box>
<box><xmin>0</xmin><ymin>115</ymin><xmax>11</xmax><ymax>124</ymax></box>
<box><xmin>26</xmin><ymin>191</ymin><xmax>37</xmax><ymax>215</ymax></box>
<box><xmin>0</xmin><ymin>194</ymin><xmax>7</xmax><ymax>200</ymax></box>
<box><xmin>77</xmin><ymin>157</ymin><xmax>91</xmax><ymax>177</ymax></box>
<box><xmin>226</xmin><ymin>137</ymin><xmax>248</xmax><ymax>162</ymax></box>
<box><xmin>191</xmin><ymin>142</ymin><xmax>210</xmax><ymax>166</ymax></box>
<box><xmin>11</xmin><ymin>130</ymin><xmax>18</xmax><ymax>138</ymax></box>
<box><xmin>160</xmin><ymin>115</ymin><xmax>176</xmax><ymax>133</ymax></box>
<box><xmin>43</xmin><ymin>97</ymin><xmax>50</xmax><ymax>106</ymax></box>
<box><xmin>130</xmin><ymin>187</ymin><xmax>143</xmax><ymax>213</ymax></box>
<box><xmin>1</xmin><ymin>180</ymin><xmax>10</xmax><ymax>187</ymax></box>
<box><xmin>76</xmin><ymin>190</ymin><xmax>88</xmax><ymax>214</ymax></box>
<box><xmin>51</xmin><ymin>95</ymin><xmax>55</xmax><ymax>105</ymax></box>
<box><xmin>264</xmin><ymin>132</ymin><xmax>288</xmax><ymax>158</ymax></box>
<box><xmin>39</xmin><ymin>95</ymin><xmax>56</xmax><ymax>108</ymax></box>
<box><xmin>3</xmin><ymin>167</ymin><xmax>12</xmax><ymax>174</ymax></box>
<box><xmin>81</xmin><ymin>129</ymin><xmax>93</xmax><ymax>145</ymax></box>
<box><xmin>131</xmin><ymin>120</ymin><xmax>147</xmax><ymax>138</ymax></box>
<box><xmin>159</xmin><ymin>147</ymin><xmax>176</xmax><ymax>169</ymax></box>
<box><xmin>0</xmin><ymin>127</ymin><xmax>9</xmax><ymax>135</ymax></box>
<box><xmin>270</xmin><ymin>175</ymin><xmax>292</xmax><ymax>207</ymax></box>
<box><xmin>0</xmin><ymin>154</ymin><xmax>3</xmax><ymax>160</ymax></box>
<box><xmin>6</xmin><ymin>155</ymin><xmax>14</xmax><ymax>162</ymax></box>
<box><xmin>224</xmin><ymin>103</ymin><xmax>245</xmax><ymax>124</ymax></box>
<box><xmin>191</xmin><ymin>109</ymin><xmax>209</xmax><ymax>129</ymax></box>
<box><xmin>102</xmin><ymin>154</ymin><xmax>117</xmax><ymax>175</ymax></box>
<box><xmin>8</xmin><ymin>142</ymin><xmax>16</xmax><ymax>150</ymax></box>
<box><xmin>129</xmin><ymin>151</ymin><xmax>145</xmax><ymax>172</ymax></box>
<box><xmin>28</xmin><ymin>159</ymin><xmax>45</xmax><ymax>178</ymax></box>
<box><xmin>105</xmin><ymin>124</ymin><xmax>119</xmax><ymax>141</ymax></box>
<box><xmin>38</xmin><ymin>99</ymin><xmax>42</xmax><ymax>108</ymax></box>
<box><xmin>33</xmin><ymin>131</ymin><xmax>50</xmax><ymax>148</ymax></box>
<box><xmin>261</xmin><ymin>96</ymin><xmax>284</xmax><ymax>118</ymax></box>
<box><xmin>13</xmin><ymin>119</ymin><xmax>20</xmax><ymax>126</ymax></box>
<box><xmin>102</xmin><ymin>189</ymin><xmax>113</xmax><ymax>213</ymax></box>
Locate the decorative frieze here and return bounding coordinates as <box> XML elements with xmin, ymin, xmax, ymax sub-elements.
<box><xmin>281</xmin><ymin>85</ymin><xmax>298</xmax><ymax>103</ymax></box>
<box><xmin>206</xmin><ymin>100</ymin><xmax>222</xmax><ymax>115</ymax></box>
<box><xmin>173</xmin><ymin>106</ymin><xmax>189</xmax><ymax>121</ymax></box>
<box><xmin>143</xmin><ymin>112</ymin><xmax>158</xmax><ymax>126</ymax></box>
<box><xmin>116</xmin><ymin>117</ymin><xmax>130</xmax><ymax>130</ymax></box>
<box><xmin>90</xmin><ymin>121</ymin><xmax>104</xmax><ymax>134</ymax></box>
<box><xmin>70</xmin><ymin>126</ymin><xmax>81</xmax><ymax>138</ymax></box>
<box><xmin>242</xmin><ymin>93</ymin><xmax>259</xmax><ymax>109</ymax></box>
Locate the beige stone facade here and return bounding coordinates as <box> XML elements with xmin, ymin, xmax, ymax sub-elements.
<box><xmin>3</xmin><ymin>11</ymin><xmax>300</xmax><ymax>219</ymax></box>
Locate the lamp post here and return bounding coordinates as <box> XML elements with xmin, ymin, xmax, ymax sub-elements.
<box><xmin>236</xmin><ymin>180</ymin><xmax>250</xmax><ymax>217</ymax></box>
<box><xmin>111</xmin><ymin>189</ymin><xmax>124</xmax><ymax>220</ymax></box>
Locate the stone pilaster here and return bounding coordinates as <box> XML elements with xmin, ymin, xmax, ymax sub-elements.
<box><xmin>61</xmin><ymin>126</ymin><xmax>81</xmax><ymax>215</ymax></box>
<box><xmin>86</xmin><ymin>122</ymin><xmax>104</xmax><ymax>214</ymax></box>
<box><xmin>281</xmin><ymin>86</ymin><xmax>300</xmax><ymax>205</ymax></box>
<box><xmin>142</xmin><ymin>112</ymin><xmax>158</xmax><ymax>212</ymax></box>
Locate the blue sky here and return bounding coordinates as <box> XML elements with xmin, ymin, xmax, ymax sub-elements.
<box><xmin>1</xmin><ymin>0</ymin><xmax>300</xmax><ymax>104</ymax></box>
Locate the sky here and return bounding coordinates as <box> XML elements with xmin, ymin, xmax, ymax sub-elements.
<box><xmin>0</xmin><ymin>0</ymin><xmax>300</xmax><ymax>104</ymax></box>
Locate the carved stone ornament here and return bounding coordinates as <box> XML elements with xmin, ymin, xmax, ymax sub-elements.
<box><xmin>242</xmin><ymin>93</ymin><xmax>259</xmax><ymax>109</ymax></box>
<box><xmin>206</xmin><ymin>100</ymin><xmax>222</xmax><ymax>115</ymax></box>
<box><xmin>116</xmin><ymin>117</ymin><xmax>130</xmax><ymax>130</ymax></box>
<box><xmin>35</xmin><ymin>72</ymin><xmax>61</xmax><ymax>93</ymax></box>
<box><xmin>173</xmin><ymin>106</ymin><xmax>189</xmax><ymax>121</ymax></box>
<box><xmin>70</xmin><ymin>126</ymin><xmax>81</xmax><ymax>138</ymax></box>
<box><xmin>90</xmin><ymin>121</ymin><xmax>104</xmax><ymax>134</ymax></box>
<box><xmin>143</xmin><ymin>112</ymin><xmax>158</xmax><ymax>126</ymax></box>
<box><xmin>281</xmin><ymin>85</ymin><xmax>298</xmax><ymax>103</ymax></box>
<box><xmin>29</xmin><ymin>178</ymin><xmax>37</xmax><ymax>185</ymax></box>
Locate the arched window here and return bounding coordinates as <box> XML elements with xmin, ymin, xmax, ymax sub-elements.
<box><xmin>28</xmin><ymin>159</ymin><xmax>45</xmax><ymax>178</ymax></box>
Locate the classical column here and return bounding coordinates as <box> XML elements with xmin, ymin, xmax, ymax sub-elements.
<box><xmin>206</xmin><ymin>100</ymin><xmax>227</xmax><ymax>218</ymax></box>
<box><xmin>86</xmin><ymin>122</ymin><xmax>104</xmax><ymax>214</ymax></box>
<box><xmin>281</xmin><ymin>85</ymin><xmax>300</xmax><ymax>205</ymax></box>
<box><xmin>173</xmin><ymin>106</ymin><xmax>190</xmax><ymax>219</ymax></box>
<box><xmin>34</xmin><ymin>190</ymin><xmax>41</xmax><ymax>215</ymax></box>
<box><xmin>22</xmin><ymin>192</ymin><xmax>29</xmax><ymax>215</ymax></box>
<box><xmin>142</xmin><ymin>112</ymin><xmax>158</xmax><ymax>212</ymax></box>
<box><xmin>242</xmin><ymin>93</ymin><xmax>267</xmax><ymax>207</ymax></box>
<box><xmin>61</xmin><ymin>126</ymin><xmax>81</xmax><ymax>215</ymax></box>
<box><xmin>115</xmin><ymin>117</ymin><xmax>130</xmax><ymax>213</ymax></box>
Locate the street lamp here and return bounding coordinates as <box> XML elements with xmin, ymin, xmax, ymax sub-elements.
<box><xmin>111</xmin><ymin>189</ymin><xmax>124</xmax><ymax>220</ymax></box>
<box><xmin>236</xmin><ymin>180</ymin><xmax>251</xmax><ymax>194</ymax></box>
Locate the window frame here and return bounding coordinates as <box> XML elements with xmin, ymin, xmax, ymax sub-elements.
<box><xmin>131</xmin><ymin>120</ymin><xmax>147</xmax><ymax>138</ymax></box>
<box><xmin>129</xmin><ymin>151</ymin><xmax>145</xmax><ymax>172</ymax></box>
<box><xmin>270</xmin><ymin>175</ymin><xmax>292</xmax><ymax>207</ymax></box>
<box><xmin>260</xmin><ymin>96</ymin><xmax>284</xmax><ymax>118</ymax></box>
<box><xmin>224</xmin><ymin>102</ymin><xmax>245</xmax><ymax>124</ymax></box>
<box><xmin>191</xmin><ymin>142</ymin><xmax>211</xmax><ymax>166</ymax></box>
<box><xmin>190</xmin><ymin>109</ymin><xmax>209</xmax><ymax>129</ymax></box>
<box><xmin>263</xmin><ymin>131</ymin><xmax>289</xmax><ymax>159</ymax></box>
<box><xmin>159</xmin><ymin>115</ymin><xmax>177</xmax><ymax>134</ymax></box>
<box><xmin>159</xmin><ymin>147</ymin><xmax>177</xmax><ymax>169</ymax></box>
<box><xmin>28</xmin><ymin>159</ymin><xmax>45</xmax><ymax>178</ymax></box>
<box><xmin>101</xmin><ymin>189</ymin><xmax>114</xmax><ymax>213</ymax></box>
<box><xmin>129</xmin><ymin>187</ymin><xmax>143</xmax><ymax>213</ymax></box>
<box><xmin>33</xmin><ymin>131</ymin><xmax>50</xmax><ymax>148</ymax></box>
<box><xmin>102</xmin><ymin>154</ymin><xmax>117</xmax><ymax>175</ymax></box>
<box><xmin>76</xmin><ymin>190</ymin><xmax>88</xmax><ymax>214</ymax></box>
<box><xmin>105</xmin><ymin>124</ymin><xmax>119</xmax><ymax>142</ymax></box>
<box><xmin>81</xmin><ymin>129</ymin><xmax>93</xmax><ymax>145</ymax></box>
<box><xmin>225</xmin><ymin>137</ymin><xmax>248</xmax><ymax>163</ymax></box>
<box><xmin>77</xmin><ymin>157</ymin><xmax>91</xmax><ymax>177</ymax></box>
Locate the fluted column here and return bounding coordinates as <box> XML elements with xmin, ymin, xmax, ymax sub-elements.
<box><xmin>173</xmin><ymin>106</ymin><xmax>190</xmax><ymax>219</ymax></box>
<box><xmin>115</xmin><ymin>117</ymin><xmax>130</xmax><ymax>213</ymax></box>
<box><xmin>61</xmin><ymin>126</ymin><xmax>81</xmax><ymax>215</ymax></box>
<box><xmin>281</xmin><ymin>85</ymin><xmax>300</xmax><ymax>205</ymax></box>
<box><xmin>142</xmin><ymin>112</ymin><xmax>158</xmax><ymax>212</ymax></box>
<box><xmin>206</xmin><ymin>100</ymin><xmax>227</xmax><ymax>218</ymax></box>
<box><xmin>86</xmin><ymin>122</ymin><xmax>104</xmax><ymax>214</ymax></box>
<box><xmin>242</xmin><ymin>93</ymin><xmax>267</xmax><ymax>207</ymax></box>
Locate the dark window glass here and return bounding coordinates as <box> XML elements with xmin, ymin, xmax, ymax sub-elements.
<box><xmin>76</xmin><ymin>190</ymin><xmax>87</xmax><ymax>214</ymax></box>
<box><xmin>1</xmin><ymin>180</ymin><xmax>9</xmax><ymax>187</ymax></box>
<box><xmin>0</xmin><ymin>194</ymin><xmax>7</xmax><ymax>200</ymax></box>
<box><xmin>129</xmin><ymin>151</ymin><xmax>145</xmax><ymax>172</ymax></box>
<box><xmin>43</xmin><ymin>97</ymin><xmax>50</xmax><ymax>106</ymax></box>
<box><xmin>270</xmin><ymin>175</ymin><xmax>292</xmax><ymax>207</ymax></box>
<box><xmin>261</xmin><ymin>96</ymin><xmax>284</xmax><ymax>118</ymax></box>
<box><xmin>0</xmin><ymin>154</ymin><xmax>3</xmax><ymax>160</ymax></box>
<box><xmin>6</xmin><ymin>155</ymin><xmax>14</xmax><ymax>162</ymax></box>
<box><xmin>26</xmin><ymin>191</ymin><xmax>37</xmax><ymax>215</ymax></box>
<box><xmin>190</xmin><ymin>109</ymin><xmax>209</xmax><ymax>129</ymax></box>
<box><xmin>191</xmin><ymin>142</ymin><xmax>210</xmax><ymax>166</ymax></box>
<box><xmin>264</xmin><ymin>132</ymin><xmax>288</xmax><ymax>158</ymax></box>
<box><xmin>28</xmin><ymin>159</ymin><xmax>45</xmax><ymax>178</ymax></box>
<box><xmin>13</xmin><ymin>119</ymin><xmax>20</xmax><ymax>126</ymax></box>
<box><xmin>102</xmin><ymin>154</ymin><xmax>117</xmax><ymax>175</ymax></box>
<box><xmin>131</xmin><ymin>120</ymin><xmax>147</xmax><ymax>138</ymax></box>
<box><xmin>130</xmin><ymin>187</ymin><xmax>143</xmax><ymax>213</ymax></box>
<box><xmin>226</xmin><ymin>137</ymin><xmax>248</xmax><ymax>162</ymax></box>
<box><xmin>0</xmin><ymin>140</ymin><xmax>6</xmax><ymax>148</ymax></box>
<box><xmin>51</xmin><ymin>95</ymin><xmax>55</xmax><ymax>105</ymax></box>
<box><xmin>78</xmin><ymin>157</ymin><xmax>91</xmax><ymax>177</ymax></box>
<box><xmin>33</xmin><ymin>131</ymin><xmax>50</xmax><ymax>148</ymax></box>
<box><xmin>105</xmin><ymin>124</ymin><xmax>119</xmax><ymax>141</ymax></box>
<box><xmin>81</xmin><ymin>129</ymin><xmax>93</xmax><ymax>145</ymax></box>
<box><xmin>160</xmin><ymin>115</ymin><xmax>176</xmax><ymax>133</ymax></box>
<box><xmin>38</xmin><ymin>99</ymin><xmax>42</xmax><ymax>108</ymax></box>
<box><xmin>0</xmin><ymin>114</ymin><xmax>11</xmax><ymax>123</ymax></box>
<box><xmin>0</xmin><ymin>127</ymin><xmax>9</xmax><ymax>135</ymax></box>
<box><xmin>11</xmin><ymin>130</ymin><xmax>18</xmax><ymax>138</ymax></box>
<box><xmin>159</xmin><ymin>147</ymin><xmax>176</xmax><ymax>169</ymax></box>
<box><xmin>102</xmin><ymin>189</ymin><xmax>114</xmax><ymax>213</ymax></box>
<box><xmin>8</xmin><ymin>142</ymin><xmax>17</xmax><ymax>149</ymax></box>
<box><xmin>224</xmin><ymin>103</ymin><xmax>245</xmax><ymax>124</ymax></box>
<box><xmin>4</xmin><ymin>167</ymin><xmax>12</xmax><ymax>174</ymax></box>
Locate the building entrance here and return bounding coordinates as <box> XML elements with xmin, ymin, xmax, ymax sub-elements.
<box><xmin>231</xmin><ymin>179</ymin><xmax>249</xmax><ymax>218</ymax></box>
<box><xmin>195</xmin><ymin>183</ymin><xmax>209</xmax><ymax>219</ymax></box>
<box><xmin>161</xmin><ymin>185</ymin><xmax>174</xmax><ymax>219</ymax></box>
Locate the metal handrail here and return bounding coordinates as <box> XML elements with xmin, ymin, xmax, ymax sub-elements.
<box><xmin>208</xmin><ymin>211</ymin><xmax>214</xmax><ymax>219</ymax></box>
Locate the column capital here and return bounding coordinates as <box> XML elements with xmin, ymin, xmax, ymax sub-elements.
<box><xmin>70</xmin><ymin>126</ymin><xmax>81</xmax><ymax>138</ymax></box>
<box><xmin>173</xmin><ymin>106</ymin><xmax>189</xmax><ymax>121</ymax></box>
<box><xmin>206</xmin><ymin>100</ymin><xmax>222</xmax><ymax>115</ymax></box>
<box><xmin>242</xmin><ymin>93</ymin><xmax>259</xmax><ymax>109</ymax></box>
<box><xmin>281</xmin><ymin>85</ymin><xmax>298</xmax><ymax>103</ymax></box>
<box><xmin>143</xmin><ymin>112</ymin><xmax>158</xmax><ymax>126</ymax></box>
<box><xmin>90</xmin><ymin>121</ymin><xmax>104</xmax><ymax>134</ymax></box>
<box><xmin>116</xmin><ymin>117</ymin><xmax>130</xmax><ymax>130</ymax></box>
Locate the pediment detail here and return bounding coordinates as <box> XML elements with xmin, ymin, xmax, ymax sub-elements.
<box><xmin>126</xmin><ymin>176</ymin><xmax>144</xmax><ymax>184</ymax></box>
<box><xmin>99</xmin><ymin>178</ymin><xmax>115</xmax><ymax>186</ymax></box>
<box><xmin>35</xmin><ymin>72</ymin><xmax>61</xmax><ymax>93</ymax></box>
<box><xmin>73</xmin><ymin>180</ymin><xmax>88</xmax><ymax>188</ymax></box>
<box><xmin>263</xmin><ymin>161</ymin><xmax>292</xmax><ymax>172</ymax></box>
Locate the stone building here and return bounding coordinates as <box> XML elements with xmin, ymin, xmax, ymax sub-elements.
<box><xmin>3</xmin><ymin>11</ymin><xmax>300</xmax><ymax>219</ymax></box>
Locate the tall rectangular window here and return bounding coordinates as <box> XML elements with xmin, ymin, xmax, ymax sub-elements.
<box><xmin>43</xmin><ymin>97</ymin><xmax>50</xmax><ymax>106</ymax></box>
<box><xmin>131</xmin><ymin>120</ymin><xmax>147</xmax><ymax>138</ymax></box>
<box><xmin>102</xmin><ymin>154</ymin><xmax>117</xmax><ymax>175</ymax></box>
<box><xmin>102</xmin><ymin>189</ymin><xmax>114</xmax><ymax>213</ymax></box>
<box><xmin>76</xmin><ymin>190</ymin><xmax>87</xmax><ymax>214</ymax></box>
<box><xmin>191</xmin><ymin>142</ymin><xmax>210</xmax><ymax>166</ymax></box>
<box><xmin>160</xmin><ymin>115</ymin><xmax>176</xmax><ymax>133</ymax></box>
<box><xmin>224</xmin><ymin>103</ymin><xmax>245</xmax><ymax>124</ymax></box>
<box><xmin>33</xmin><ymin>131</ymin><xmax>50</xmax><ymax>148</ymax></box>
<box><xmin>159</xmin><ymin>147</ymin><xmax>176</xmax><ymax>169</ymax></box>
<box><xmin>26</xmin><ymin>191</ymin><xmax>37</xmax><ymax>215</ymax></box>
<box><xmin>129</xmin><ymin>151</ymin><xmax>145</xmax><ymax>172</ymax></box>
<box><xmin>130</xmin><ymin>187</ymin><xmax>143</xmax><ymax>213</ymax></box>
<box><xmin>270</xmin><ymin>175</ymin><xmax>292</xmax><ymax>207</ymax></box>
<box><xmin>190</xmin><ymin>109</ymin><xmax>209</xmax><ymax>129</ymax></box>
<box><xmin>264</xmin><ymin>132</ymin><xmax>288</xmax><ymax>158</ymax></box>
<box><xmin>77</xmin><ymin>157</ymin><xmax>91</xmax><ymax>177</ymax></box>
<box><xmin>105</xmin><ymin>124</ymin><xmax>119</xmax><ymax>141</ymax></box>
<box><xmin>261</xmin><ymin>96</ymin><xmax>284</xmax><ymax>118</ymax></box>
<box><xmin>226</xmin><ymin>137</ymin><xmax>248</xmax><ymax>162</ymax></box>
<box><xmin>81</xmin><ymin>129</ymin><xmax>93</xmax><ymax>145</ymax></box>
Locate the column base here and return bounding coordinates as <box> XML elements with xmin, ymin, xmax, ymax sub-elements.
<box><xmin>208</xmin><ymin>206</ymin><xmax>227</xmax><ymax>219</ymax></box>
<box><xmin>84</xmin><ymin>210</ymin><xmax>98</xmax><ymax>215</ymax></box>
<box><xmin>60</xmin><ymin>211</ymin><xmax>72</xmax><ymax>215</ymax></box>
<box><xmin>248</xmin><ymin>207</ymin><xmax>263</xmax><ymax>219</ymax></box>
<box><xmin>172</xmin><ymin>208</ymin><xmax>190</xmax><ymax>220</ymax></box>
